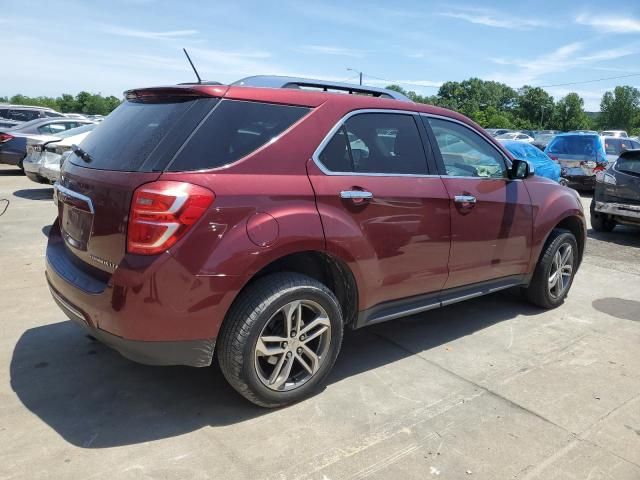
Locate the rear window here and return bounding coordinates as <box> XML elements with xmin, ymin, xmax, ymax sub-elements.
<box><xmin>7</xmin><ymin>109</ymin><xmax>40</xmax><ymax>122</ymax></box>
<box><xmin>616</xmin><ymin>155</ymin><xmax>640</xmax><ymax>175</ymax></box>
<box><xmin>546</xmin><ymin>135</ymin><xmax>598</xmax><ymax>155</ymax></box>
<box><xmin>69</xmin><ymin>97</ymin><xmax>218</xmax><ymax>171</ymax></box>
<box><xmin>167</xmin><ymin>100</ymin><xmax>309</xmax><ymax>171</ymax></box>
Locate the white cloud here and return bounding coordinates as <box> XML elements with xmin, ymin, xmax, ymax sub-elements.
<box><xmin>488</xmin><ymin>42</ymin><xmax>638</xmax><ymax>86</ymax></box>
<box><xmin>440</xmin><ymin>7</ymin><xmax>545</xmax><ymax>30</ymax></box>
<box><xmin>297</xmin><ymin>45</ymin><xmax>367</xmax><ymax>58</ymax></box>
<box><xmin>576</xmin><ymin>14</ymin><xmax>640</xmax><ymax>33</ymax></box>
<box><xmin>100</xmin><ymin>25</ymin><xmax>199</xmax><ymax>40</ymax></box>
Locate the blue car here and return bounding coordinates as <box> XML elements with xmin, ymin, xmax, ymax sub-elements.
<box><xmin>500</xmin><ymin>140</ymin><xmax>561</xmax><ymax>182</ymax></box>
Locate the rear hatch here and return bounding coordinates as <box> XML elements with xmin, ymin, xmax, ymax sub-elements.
<box><xmin>545</xmin><ymin>135</ymin><xmax>603</xmax><ymax>176</ymax></box>
<box><xmin>54</xmin><ymin>88</ymin><xmax>222</xmax><ymax>273</ymax></box>
<box><xmin>606</xmin><ymin>151</ymin><xmax>640</xmax><ymax>204</ymax></box>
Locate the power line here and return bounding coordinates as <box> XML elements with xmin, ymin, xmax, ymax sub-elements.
<box><xmin>535</xmin><ymin>72</ymin><xmax>640</xmax><ymax>88</ymax></box>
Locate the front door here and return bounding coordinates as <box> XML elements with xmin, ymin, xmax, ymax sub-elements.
<box><xmin>423</xmin><ymin>116</ymin><xmax>533</xmax><ymax>289</ymax></box>
<box><xmin>307</xmin><ymin>111</ymin><xmax>451</xmax><ymax>311</ymax></box>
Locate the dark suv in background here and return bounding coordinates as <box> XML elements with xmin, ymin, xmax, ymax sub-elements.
<box><xmin>0</xmin><ymin>104</ymin><xmax>64</xmax><ymax>128</ymax></box>
<box><xmin>46</xmin><ymin>76</ymin><xmax>586</xmax><ymax>407</ymax></box>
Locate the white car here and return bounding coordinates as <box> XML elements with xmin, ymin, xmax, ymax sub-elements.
<box><xmin>495</xmin><ymin>132</ymin><xmax>534</xmax><ymax>143</ymax></box>
<box><xmin>600</xmin><ymin>130</ymin><xmax>628</xmax><ymax>138</ymax></box>
<box><xmin>23</xmin><ymin>124</ymin><xmax>96</xmax><ymax>184</ymax></box>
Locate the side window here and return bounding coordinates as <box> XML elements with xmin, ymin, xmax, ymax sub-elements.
<box><xmin>8</xmin><ymin>109</ymin><xmax>39</xmax><ymax>122</ymax></box>
<box><xmin>426</xmin><ymin>117</ymin><xmax>508</xmax><ymax>178</ymax></box>
<box><xmin>317</xmin><ymin>112</ymin><xmax>429</xmax><ymax>175</ymax></box>
<box><xmin>168</xmin><ymin>100</ymin><xmax>309</xmax><ymax>171</ymax></box>
<box><xmin>38</xmin><ymin>123</ymin><xmax>67</xmax><ymax>134</ymax></box>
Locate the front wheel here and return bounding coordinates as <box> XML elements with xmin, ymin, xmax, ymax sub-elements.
<box><xmin>524</xmin><ymin>229</ymin><xmax>578</xmax><ymax>309</ymax></box>
<box><xmin>217</xmin><ymin>273</ymin><xmax>343</xmax><ymax>408</ymax></box>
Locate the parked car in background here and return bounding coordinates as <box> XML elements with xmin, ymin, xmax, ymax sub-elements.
<box><xmin>499</xmin><ymin>140</ymin><xmax>561</xmax><ymax>182</ymax></box>
<box><xmin>485</xmin><ymin>128</ymin><xmax>511</xmax><ymax>137</ymax></box>
<box><xmin>23</xmin><ymin>123</ymin><xmax>96</xmax><ymax>184</ymax></box>
<box><xmin>569</xmin><ymin>130</ymin><xmax>598</xmax><ymax>135</ymax></box>
<box><xmin>0</xmin><ymin>118</ymin><xmax>94</xmax><ymax>170</ymax></box>
<box><xmin>591</xmin><ymin>149</ymin><xmax>640</xmax><ymax>232</ymax></box>
<box><xmin>600</xmin><ymin>130</ymin><xmax>628</xmax><ymax>138</ymax></box>
<box><xmin>545</xmin><ymin>133</ymin><xmax>607</xmax><ymax>189</ymax></box>
<box><xmin>46</xmin><ymin>76</ymin><xmax>585</xmax><ymax>407</ymax></box>
<box><xmin>0</xmin><ymin>104</ymin><xmax>65</xmax><ymax>129</ymax></box>
<box><xmin>539</xmin><ymin>130</ymin><xmax>562</xmax><ymax>135</ymax></box>
<box><xmin>518</xmin><ymin>130</ymin><xmax>537</xmax><ymax>138</ymax></box>
<box><xmin>601</xmin><ymin>136</ymin><xmax>640</xmax><ymax>164</ymax></box>
<box><xmin>532</xmin><ymin>133</ymin><xmax>556</xmax><ymax>151</ymax></box>
<box><xmin>496</xmin><ymin>131</ymin><xmax>534</xmax><ymax>143</ymax></box>
<box><xmin>86</xmin><ymin>114</ymin><xmax>105</xmax><ymax>121</ymax></box>
<box><xmin>64</xmin><ymin>113</ymin><xmax>89</xmax><ymax>120</ymax></box>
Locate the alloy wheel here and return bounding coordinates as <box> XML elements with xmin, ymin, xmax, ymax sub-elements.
<box><xmin>548</xmin><ymin>243</ymin><xmax>573</xmax><ymax>299</ymax></box>
<box><xmin>254</xmin><ymin>299</ymin><xmax>332</xmax><ymax>392</ymax></box>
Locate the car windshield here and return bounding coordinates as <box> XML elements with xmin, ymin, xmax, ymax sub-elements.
<box><xmin>603</xmin><ymin>138</ymin><xmax>632</xmax><ymax>156</ymax></box>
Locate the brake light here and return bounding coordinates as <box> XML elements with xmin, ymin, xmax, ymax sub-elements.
<box><xmin>549</xmin><ymin>155</ymin><xmax>558</xmax><ymax>161</ymax></box>
<box><xmin>0</xmin><ymin>133</ymin><xmax>14</xmax><ymax>143</ymax></box>
<box><xmin>127</xmin><ymin>181</ymin><xmax>214</xmax><ymax>255</ymax></box>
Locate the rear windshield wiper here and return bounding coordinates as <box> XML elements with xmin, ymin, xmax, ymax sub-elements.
<box><xmin>71</xmin><ymin>144</ymin><xmax>93</xmax><ymax>163</ymax></box>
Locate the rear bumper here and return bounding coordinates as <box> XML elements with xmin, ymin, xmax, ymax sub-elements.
<box><xmin>595</xmin><ymin>201</ymin><xmax>640</xmax><ymax>222</ymax></box>
<box><xmin>45</xmin><ymin>219</ymin><xmax>245</xmax><ymax>367</ymax></box>
<box><xmin>563</xmin><ymin>174</ymin><xmax>596</xmax><ymax>189</ymax></box>
<box><xmin>0</xmin><ymin>150</ymin><xmax>24</xmax><ymax>166</ymax></box>
<box><xmin>48</xmin><ymin>280</ymin><xmax>215</xmax><ymax>366</ymax></box>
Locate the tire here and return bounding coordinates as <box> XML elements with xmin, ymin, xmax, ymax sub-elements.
<box><xmin>217</xmin><ymin>272</ymin><xmax>344</xmax><ymax>408</ymax></box>
<box><xmin>590</xmin><ymin>200</ymin><xmax>615</xmax><ymax>232</ymax></box>
<box><xmin>524</xmin><ymin>229</ymin><xmax>578</xmax><ymax>309</ymax></box>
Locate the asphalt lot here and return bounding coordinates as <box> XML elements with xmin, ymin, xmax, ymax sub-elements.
<box><xmin>1</xmin><ymin>164</ymin><xmax>639</xmax><ymax>480</ymax></box>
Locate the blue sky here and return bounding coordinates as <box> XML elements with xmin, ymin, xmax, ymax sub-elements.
<box><xmin>2</xmin><ymin>0</ymin><xmax>640</xmax><ymax>110</ymax></box>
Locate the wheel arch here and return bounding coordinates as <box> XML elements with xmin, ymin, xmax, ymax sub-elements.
<box><xmin>228</xmin><ymin>250</ymin><xmax>360</xmax><ymax>328</ymax></box>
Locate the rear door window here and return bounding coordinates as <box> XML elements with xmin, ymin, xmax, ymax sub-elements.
<box><xmin>317</xmin><ymin>112</ymin><xmax>429</xmax><ymax>175</ymax></box>
<box><xmin>167</xmin><ymin>100</ymin><xmax>309</xmax><ymax>171</ymax></box>
<box><xmin>8</xmin><ymin>109</ymin><xmax>40</xmax><ymax>122</ymax></box>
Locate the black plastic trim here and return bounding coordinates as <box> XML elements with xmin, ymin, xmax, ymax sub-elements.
<box><xmin>355</xmin><ymin>275</ymin><xmax>527</xmax><ymax>328</ymax></box>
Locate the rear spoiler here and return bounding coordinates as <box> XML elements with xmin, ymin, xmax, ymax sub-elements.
<box><xmin>124</xmin><ymin>85</ymin><xmax>229</xmax><ymax>101</ymax></box>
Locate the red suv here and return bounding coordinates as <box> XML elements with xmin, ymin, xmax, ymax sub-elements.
<box><xmin>46</xmin><ymin>76</ymin><xmax>586</xmax><ymax>407</ymax></box>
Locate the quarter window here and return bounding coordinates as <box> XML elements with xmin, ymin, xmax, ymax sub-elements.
<box><xmin>318</xmin><ymin>113</ymin><xmax>428</xmax><ymax>175</ymax></box>
<box><xmin>426</xmin><ymin>117</ymin><xmax>508</xmax><ymax>178</ymax></box>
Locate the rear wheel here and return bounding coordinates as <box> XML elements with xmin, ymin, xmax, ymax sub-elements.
<box><xmin>524</xmin><ymin>229</ymin><xmax>578</xmax><ymax>309</ymax></box>
<box><xmin>217</xmin><ymin>273</ymin><xmax>343</xmax><ymax>408</ymax></box>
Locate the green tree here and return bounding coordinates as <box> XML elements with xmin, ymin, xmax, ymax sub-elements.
<box><xmin>553</xmin><ymin>93</ymin><xmax>590</xmax><ymax>131</ymax></box>
<box><xmin>57</xmin><ymin>93</ymin><xmax>79</xmax><ymax>113</ymax></box>
<box><xmin>599</xmin><ymin>86</ymin><xmax>640</xmax><ymax>133</ymax></box>
<box><xmin>437</xmin><ymin>78</ymin><xmax>517</xmax><ymax>118</ymax></box>
<box><xmin>517</xmin><ymin>86</ymin><xmax>554</xmax><ymax>128</ymax></box>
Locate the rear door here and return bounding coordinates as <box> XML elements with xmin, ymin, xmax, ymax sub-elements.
<box><xmin>423</xmin><ymin>115</ymin><xmax>533</xmax><ymax>289</ymax></box>
<box><xmin>55</xmin><ymin>94</ymin><xmax>218</xmax><ymax>273</ymax></box>
<box><xmin>307</xmin><ymin>110</ymin><xmax>450</xmax><ymax>311</ymax></box>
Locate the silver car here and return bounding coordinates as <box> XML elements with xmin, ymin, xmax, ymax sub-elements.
<box><xmin>23</xmin><ymin>124</ymin><xmax>96</xmax><ymax>184</ymax></box>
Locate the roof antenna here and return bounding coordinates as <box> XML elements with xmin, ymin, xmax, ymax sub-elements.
<box><xmin>183</xmin><ymin>48</ymin><xmax>202</xmax><ymax>84</ymax></box>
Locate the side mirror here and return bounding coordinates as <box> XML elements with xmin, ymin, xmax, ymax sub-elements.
<box><xmin>511</xmin><ymin>159</ymin><xmax>534</xmax><ymax>179</ymax></box>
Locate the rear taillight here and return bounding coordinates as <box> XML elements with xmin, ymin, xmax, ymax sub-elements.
<box><xmin>549</xmin><ymin>155</ymin><xmax>558</xmax><ymax>161</ymax></box>
<box><xmin>0</xmin><ymin>133</ymin><xmax>14</xmax><ymax>143</ymax></box>
<box><xmin>127</xmin><ymin>181</ymin><xmax>214</xmax><ymax>255</ymax></box>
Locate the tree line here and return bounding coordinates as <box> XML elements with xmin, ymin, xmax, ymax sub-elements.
<box><xmin>0</xmin><ymin>92</ymin><xmax>122</xmax><ymax>116</ymax></box>
<box><xmin>387</xmin><ymin>80</ymin><xmax>640</xmax><ymax>135</ymax></box>
<box><xmin>3</xmin><ymin>81</ymin><xmax>640</xmax><ymax>134</ymax></box>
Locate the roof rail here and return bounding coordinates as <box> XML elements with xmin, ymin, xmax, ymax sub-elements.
<box><xmin>231</xmin><ymin>75</ymin><xmax>411</xmax><ymax>102</ymax></box>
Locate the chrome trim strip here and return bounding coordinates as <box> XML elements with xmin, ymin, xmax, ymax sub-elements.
<box><xmin>595</xmin><ymin>201</ymin><xmax>640</xmax><ymax>219</ymax></box>
<box><xmin>54</xmin><ymin>183</ymin><xmax>95</xmax><ymax>214</ymax></box>
<box><xmin>371</xmin><ymin>301</ymin><xmax>440</xmax><ymax>324</ymax></box>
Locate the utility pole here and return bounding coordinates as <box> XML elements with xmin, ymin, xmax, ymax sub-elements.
<box><xmin>540</xmin><ymin>105</ymin><xmax>546</xmax><ymax>129</ymax></box>
<box><xmin>347</xmin><ymin>68</ymin><xmax>363</xmax><ymax>85</ymax></box>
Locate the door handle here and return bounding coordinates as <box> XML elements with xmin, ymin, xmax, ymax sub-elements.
<box><xmin>454</xmin><ymin>195</ymin><xmax>477</xmax><ymax>204</ymax></box>
<box><xmin>340</xmin><ymin>190</ymin><xmax>373</xmax><ymax>200</ymax></box>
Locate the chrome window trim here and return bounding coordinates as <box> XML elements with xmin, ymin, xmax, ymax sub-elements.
<box><xmin>311</xmin><ymin>108</ymin><xmax>434</xmax><ymax>178</ymax></box>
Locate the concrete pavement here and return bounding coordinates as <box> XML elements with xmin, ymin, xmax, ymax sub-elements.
<box><xmin>1</xmin><ymin>164</ymin><xmax>639</xmax><ymax>480</ymax></box>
